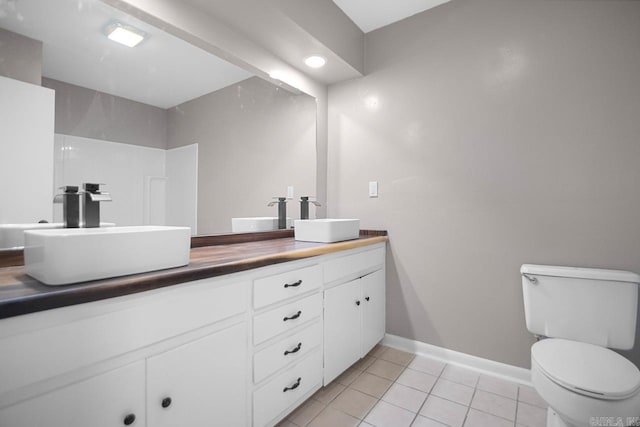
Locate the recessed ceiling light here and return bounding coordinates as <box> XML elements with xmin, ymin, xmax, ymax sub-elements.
<box><xmin>106</xmin><ymin>23</ymin><xmax>146</xmax><ymax>47</ymax></box>
<box><xmin>304</xmin><ymin>55</ymin><xmax>326</xmax><ymax>68</ymax></box>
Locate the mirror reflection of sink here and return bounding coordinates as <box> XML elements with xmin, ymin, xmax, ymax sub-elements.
<box><xmin>231</xmin><ymin>217</ymin><xmax>293</xmax><ymax>233</ymax></box>
<box><xmin>0</xmin><ymin>223</ymin><xmax>115</xmax><ymax>249</ymax></box>
<box><xmin>24</xmin><ymin>226</ymin><xmax>190</xmax><ymax>285</ymax></box>
<box><xmin>294</xmin><ymin>219</ymin><xmax>360</xmax><ymax>243</ymax></box>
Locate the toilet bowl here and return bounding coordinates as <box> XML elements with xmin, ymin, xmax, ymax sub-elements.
<box><xmin>531</xmin><ymin>338</ymin><xmax>640</xmax><ymax>427</ymax></box>
<box><xmin>520</xmin><ymin>264</ymin><xmax>640</xmax><ymax>427</ymax></box>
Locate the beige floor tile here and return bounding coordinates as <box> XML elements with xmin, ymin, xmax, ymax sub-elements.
<box><xmin>276</xmin><ymin>419</ymin><xmax>298</xmax><ymax>427</ymax></box>
<box><xmin>364</xmin><ymin>400</ymin><xmax>416</xmax><ymax>427</ymax></box>
<box><xmin>287</xmin><ymin>398</ymin><xmax>326</xmax><ymax>426</ymax></box>
<box><xmin>476</xmin><ymin>375</ymin><xmax>518</xmax><ymax>400</ymax></box>
<box><xmin>419</xmin><ymin>395</ymin><xmax>467</xmax><ymax>427</ymax></box>
<box><xmin>431</xmin><ymin>378</ymin><xmax>475</xmax><ymax>406</ymax></box>
<box><xmin>518</xmin><ymin>385</ymin><xmax>547</xmax><ymax>408</ymax></box>
<box><xmin>308</xmin><ymin>406</ymin><xmax>361</xmax><ymax>427</ymax></box>
<box><xmin>350</xmin><ymin>372</ymin><xmax>393</xmax><ymax>398</ymax></box>
<box><xmin>396</xmin><ymin>368</ymin><xmax>438</xmax><ymax>393</ymax></box>
<box><xmin>366</xmin><ymin>359</ymin><xmax>405</xmax><ymax>381</ymax></box>
<box><xmin>312</xmin><ymin>381</ymin><xmax>347</xmax><ymax>404</ymax></box>
<box><xmin>381</xmin><ymin>383</ymin><xmax>427</xmax><ymax>413</ymax></box>
<box><xmin>408</xmin><ymin>356</ymin><xmax>446</xmax><ymax>377</ymax></box>
<box><xmin>470</xmin><ymin>389</ymin><xmax>516</xmax><ymax>421</ymax></box>
<box><xmin>337</xmin><ymin>367</ymin><xmax>364</xmax><ymax>386</ymax></box>
<box><xmin>379</xmin><ymin>347</ymin><xmax>415</xmax><ymax>366</ymax></box>
<box><xmin>370</xmin><ymin>345</ymin><xmax>390</xmax><ymax>358</ymax></box>
<box><xmin>464</xmin><ymin>409</ymin><xmax>513</xmax><ymax>427</ymax></box>
<box><xmin>411</xmin><ymin>416</ymin><xmax>449</xmax><ymax>427</ymax></box>
<box><xmin>516</xmin><ymin>401</ymin><xmax>547</xmax><ymax>427</ymax></box>
<box><xmin>440</xmin><ymin>364</ymin><xmax>480</xmax><ymax>387</ymax></box>
<box><xmin>329</xmin><ymin>388</ymin><xmax>378</xmax><ymax>420</ymax></box>
<box><xmin>353</xmin><ymin>355</ymin><xmax>377</xmax><ymax>371</ymax></box>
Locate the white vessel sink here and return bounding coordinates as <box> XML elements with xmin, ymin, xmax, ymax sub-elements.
<box><xmin>0</xmin><ymin>223</ymin><xmax>115</xmax><ymax>249</ymax></box>
<box><xmin>294</xmin><ymin>219</ymin><xmax>360</xmax><ymax>243</ymax></box>
<box><xmin>231</xmin><ymin>217</ymin><xmax>293</xmax><ymax>233</ymax></box>
<box><xmin>24</xmin><ymin>226</ymin><xmax>191</xmax><ymax>285</ymax></box>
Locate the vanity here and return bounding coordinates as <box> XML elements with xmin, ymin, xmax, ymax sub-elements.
<box><xmin>0</xmin><ymin>233</ymin><xmax>386</xmax><ymax>427</ymax></box>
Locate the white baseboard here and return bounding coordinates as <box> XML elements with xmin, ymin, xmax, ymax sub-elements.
<box><xmin>382</xmin><ymin>333</ymin><xmax>532</xmax><ymax>386</ymax></box>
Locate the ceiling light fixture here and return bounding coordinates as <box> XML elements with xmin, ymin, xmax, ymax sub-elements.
<box><xmin>106</xmin><ymin>22</ymin><xmax>146</xmax><ymax>47</ymax></box>
<box><xmin>304</xmin><ymin>55</ymin><xmax>326</xmax><ymax>69</ymax></box>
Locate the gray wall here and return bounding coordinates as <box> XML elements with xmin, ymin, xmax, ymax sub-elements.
<box><xmin>328</xmin><ymin>0</ymin><xmax>640</xmax><ymax>368</ymax></box>
<box><xmin>42</xmin><ymin>78</ymin><xmax>168</xmax><ymax>149</ymax></box>
<box><xmin>0</xmin><ymin>28</ymin><xmax>42</xmax><ymax>85</ymax></box>
<box><xmin>168</xmin><ymin>76</ymin><xmax>317</xmax><ymax>234</ymax></box>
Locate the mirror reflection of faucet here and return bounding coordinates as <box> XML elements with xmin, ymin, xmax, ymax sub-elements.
<box><xmin>54</xmin><ymin>183</ymin><xmax>112</xmax><ymax>228</ymax></box>
<box><xmin>267</xmin><ymin>197</ymin><xmax>288</xmax><ymax>229</ymax></box>
<box><xmin>53</xmin><ymin>186</ymin><xmax>80</xmax><ymax>228</ymax></box>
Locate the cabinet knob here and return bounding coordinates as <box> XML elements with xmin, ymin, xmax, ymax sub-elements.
<box><xmin>123</xmin><ymin>414</ymin><xmax>136</xmax><ymax>425</ymax></box>
<box><xmin>284</xmin><ymin>342</ymin><xmax>302</xmax><ymax>356</ymax></box>
<box><xmin>355</xmin><ymin>300</ymin><xmax>361</xmax><ymax>306</ymax></box>
<box><xmin>283</xmin><ymin>377</ymin><xmax>302</xmax><ymax>392</ymax></box>
<box><xmin>283</xmin><ymin>310</ymin><xmax>302</xmax><ymax>321</ymax></box>
<box><xmin>284</xmin><ymin>279</ymin><xmax>302</xmax><ymax>288</ymax></box>
<box><xmin>365</xmin><ymin>296</ymin><xmax>370</xmax><ymax>301</ymax></box>
<box><xmin>161</xmin><ymin>397</ymin><xmax>172</xmax><ymax>409</ymax></box>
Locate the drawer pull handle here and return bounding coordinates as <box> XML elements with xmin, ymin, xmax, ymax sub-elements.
<box><xmin>284</xmin><ymin>342</ymin><xmax>302</xmax><ymax>355</ymax></box>
<box><xmin>284</xmin><ymin>280</ymin><xmax>303</xmax><ymax>288</ymax></box>
<box><xmin>365</xmin><ymin>296</ymin><xmax>370</xmax><ymax>302</ymax></box>
<box><xmin>161</xmin><ymin>397</ymin><xmax>172</xmax><ymax>408</ymax></box>
<box><xmin>356</xmin><ymin>300</ymin><xmax>361</xmax><ymax>306</ymax></box>
<box><xmin>123</xmin><ymin>414</ymin><xmax>136</xmax><ymax>425</ymax></box>
<box><xmin>283</xmin><ymin>310</ymin><xmax>302</xmax><ymax>321</ymax></box>
<box><xmin>283</xmin><ymin>377</ymin><xmax>302</xmax><ymax>392</ymax></box>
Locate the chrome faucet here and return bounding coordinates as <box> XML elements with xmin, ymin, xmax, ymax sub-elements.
<box><xmin>300</xmin><ymin>196</ymin><xmax>321</xmax><ymax>220</ymax></box>
<box><xmin>267</xmin><ymin>197</ymin><xmax>288</xmax><ymax>229</ymax></box>
<box><xmin>82</xmin><ymin>183</ymin><xmax>111</xmax><ymax>228</ymax></box>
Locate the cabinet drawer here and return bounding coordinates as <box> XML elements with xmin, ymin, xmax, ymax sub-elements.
<box><xmin>253</xmin><ymin>351</ymin><xmax>322</xmax><ymax>427</ymax></box>
<box><xmin>253</xmin><ymin>293</ymin><xmax>322</xmax><ymax>345</ymax></box>
<box><xmin>324</xmin><ymin>247</ymin><xmax>384</xmax><ymax>284</ymax></box>
<box><xmin>254</xmin><ymin>264</ymin><xmax>322</xmax><ymax>309</ymax></box>
<box><xmin>254</xmin><ymin>320</ymin><xmax>322</xmax><ymax>384</ymax></box>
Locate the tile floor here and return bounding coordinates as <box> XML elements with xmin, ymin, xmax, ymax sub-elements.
<box><xmin>278</xmin><ymin>345</ymin><xmax>548</xmax><ymax>427</ymax></box>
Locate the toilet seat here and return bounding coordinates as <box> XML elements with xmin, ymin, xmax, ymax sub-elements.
<box><xmin>532</xmin><ymin>338</ymin><xmax>640</xmax><ymax>400</ymax></box>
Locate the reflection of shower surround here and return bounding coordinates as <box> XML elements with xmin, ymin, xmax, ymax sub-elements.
<box><xmin>53</xmin><ymin>134</ymin><xmax>197</xmax><ymax>233</ymax></box>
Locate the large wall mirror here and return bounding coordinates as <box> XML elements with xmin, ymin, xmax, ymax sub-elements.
<box><xmin>0</xmin><ymin>0</ymin><xmax>317</xmax><ymax>247</ymax></box>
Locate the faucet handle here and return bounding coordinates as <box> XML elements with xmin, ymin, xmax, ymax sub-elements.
<box><xmin>300</xmin><ymin>196</ymin><xmax>321</xmax><ymax>207</ymax></box>
<box><xmin>267</xmin><ymin>197</ymin><xmax>287</xmax><ymax>207</ymax></box>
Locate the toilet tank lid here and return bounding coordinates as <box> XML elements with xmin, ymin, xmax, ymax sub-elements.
<box><xmin>521</xmin><ymin>264</ymin><xmax>640</xmax><ymax>284</ymax></box>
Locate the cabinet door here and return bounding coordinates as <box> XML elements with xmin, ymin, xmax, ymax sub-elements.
<box><xmin>361</xmin><ymin>269</ymin><xmax>386</xmax><ymax>355</ymax></box>
<box><xmin>323</xmin><ymin>278</ymin><xmax>362</xmax><ymax>384</ymax></box>
<box><xmin>0</xmin><ymin>361</ymin><xmax>145</xmax><ymax>427</ymax></box>
<box><xmin>147</xmin><ymin>322</ymin><xmax>248</xmax><ymax>427</ymax></box>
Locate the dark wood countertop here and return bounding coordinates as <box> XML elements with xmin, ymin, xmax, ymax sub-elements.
<box><xmin>0</xmin><ymin>233</ymin><xmax>387</xmax><ymax>320</ymax></box>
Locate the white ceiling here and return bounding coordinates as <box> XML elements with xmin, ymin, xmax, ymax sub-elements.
<box><xmin>0</xmin><ymin>0</ymin><xmax>252</xmax><ymax>108</ymax></box>
<box><xmin>332</xmin><ymin>0</ymin><xmax>451</xmax><ymax>33</ymax></box>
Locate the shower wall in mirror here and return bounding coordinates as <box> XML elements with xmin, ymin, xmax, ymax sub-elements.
<box><xmin>0</xmin><ymin>0</ymin><xmax>316</xmax><ymax>241</ymax></box>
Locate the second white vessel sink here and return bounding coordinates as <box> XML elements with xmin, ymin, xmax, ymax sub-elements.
<box><xmin>231</xmin><ymin>217</ymin><xmax>293</xmax><ymax>233</ymax></box>
<box><xmin>24</xmin><ymin>226</ymin><xmax>191</xmax><ymax>285</ymax></box>
<box><xmin>294</xmin><ymin>219</ymin><xmax>360</xmax><ymax>243</ymax></box>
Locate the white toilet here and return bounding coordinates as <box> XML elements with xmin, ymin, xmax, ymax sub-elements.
<box><xmin>521</xmin><ymin>264</ymin><xmax>640</xmax><ymax>427</ymax></box>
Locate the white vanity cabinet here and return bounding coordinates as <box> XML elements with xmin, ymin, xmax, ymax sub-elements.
<box><xmin>323</xmin><ymin>247</ymin><xmax>386</xmax><ymax>384</ymax></box>
<box><xmin>0</xmin><ymin>277</ymin><xmax>250</xmax><ymax>427</ymax></box>
<box><xmin>0</xmin><ymin>240</ymin><xmax>386</xmax><ymax>427</ymax></box>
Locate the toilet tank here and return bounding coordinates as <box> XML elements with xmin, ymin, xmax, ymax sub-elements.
<box><xmin>521</xmin><ymin>264</ymin><xmax>640</xmax><ymax>350</ymax></box>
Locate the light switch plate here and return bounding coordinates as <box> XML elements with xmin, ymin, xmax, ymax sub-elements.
<box><xmin>369</xmin><ymin>181</ymin><xmax>378</xmax><ymax>198</ymax></box>
<box><xmin>287</xmin><ymin>186</ymin><xmax>294</xmax><ymax>199</ymax></box>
